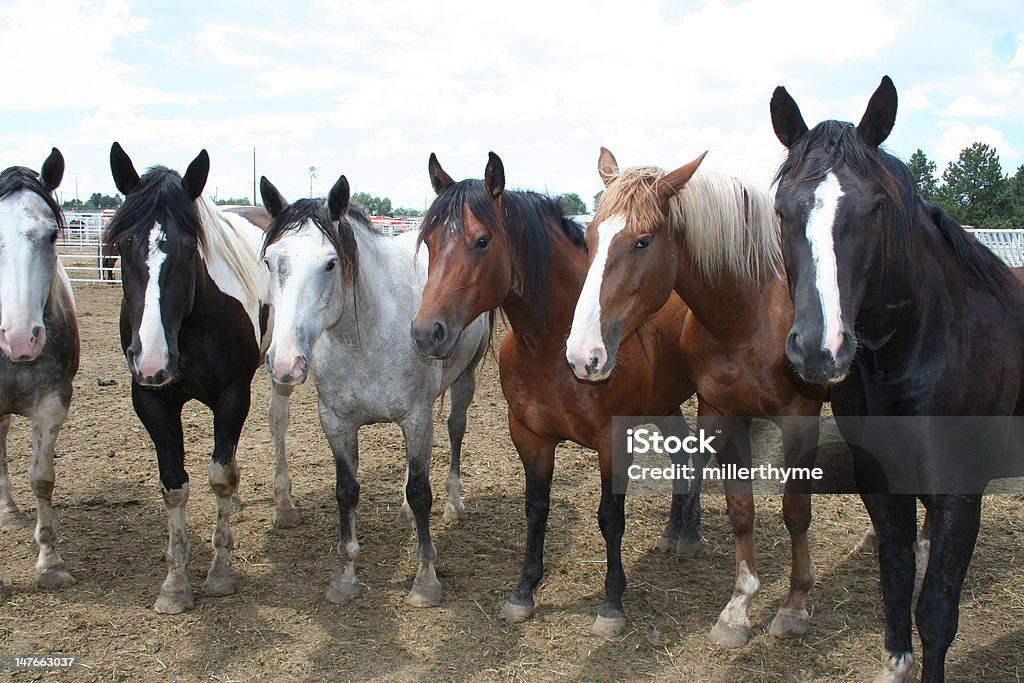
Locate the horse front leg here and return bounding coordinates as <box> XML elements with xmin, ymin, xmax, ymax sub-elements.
<box><xmin>499</xmin><ymin>412</ymin><xmax>556</xmax><ymax>624</ymax></box>
<box><xmin>29</xmin><ymin>391</ymin><xmax>74</xmax><ymax>589</ymax></box>
<box><xmin>861</xmin><ymin>492</ymin><xmax>918</xmax><ymax>683</ymax></box>
<box><xmin>134</xmin><ymin>385</ymin><xmax>192</xmax><ymax>614</ymax></box>
<box><xmin>0</xmin><ymin>415</ymin><xmax>26</xmax><ymax>530</ymax></box>
<box><xmin>267</xmin><ymin>380</ymin><xmax>299</xmax><ymax>528</ymax></box>
<box><xmin>203</xmin><ymin>382</ymin><xmax>250</xmax><ymax>598</ymax></box>
<box><xmin>656</xmin><ymin>409</ymin><xmax>704</xmax><ymax>559</ymax></box>
<box><xmin>401</xmin><ymin>411</ymin><xmax>442</xmax><ymax>607</ymax></box>
<box><xmin>320</xmin><ymin>404</ymin><xmax>361</xmax><ymax>604</ymax></box>
<box><xmin>442</xmin><ymin>366</ymin><xmax>478</xmax><ymax>524</ymax></box>
<box><xmin>592</xmin><ymin>439</ymin><xmax>628</xmax><ymax>637</ymax></box>
<box><xmin>769</xmin><ymin>415</ymin><xmax>818</xmax><ymax>637</ymax></box>
<box><xmin>707</xmin><ymin>411</ymin><xmax>760</xmax><ymax>648</ymax></box>
<box><xmin>916</xmin><ymin>494</ymin><xmax>981</xmax><ymax>683</ymax></box>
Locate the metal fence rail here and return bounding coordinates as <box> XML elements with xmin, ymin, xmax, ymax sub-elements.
<box><xmin>967</xmin><ymin>229</ymin><xmax>1024</xmax><ymax>267</ymax></box>
<box><xmin>60</xmin><ymin>211</ymin><xmax>118</xmax><ymax>283</ymax></box>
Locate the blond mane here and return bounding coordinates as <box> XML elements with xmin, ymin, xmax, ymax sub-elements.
<box><xmin>597</xmin><ymin>166</ymin><xmax>782</xmax><ymax>284</ymax></box>
<box><xmin>195</xmin><ymin>197</ymin><xmax>267</xmax><ymax>331</ymax></box>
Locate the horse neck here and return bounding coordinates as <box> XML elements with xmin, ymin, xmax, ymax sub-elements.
<box><xmin>334</xmin><ymin>226</ymin><xmax>408</xmax><ymax>338</ymax></box>
<box><xmin>670</xmin><ymin>232</ymin><xmax>778</xmax><ymax>338</ymax></box>
<box><xmin>499</xmin><ymin>223</ymin><xmax>587</xmax><ymax>350</ymax></box>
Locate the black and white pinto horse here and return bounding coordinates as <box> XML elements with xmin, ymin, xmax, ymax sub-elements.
<box><xmin>259</xmin><ymin>173</ymin><xmax>489</xmax><ymax>606</ymax></box>
<box><xmin>772</xmin><ymin>77</ymin><xmax>1024</xmax><ymax>682</ymax></box>
<box><xmin>105</xmin><ymin>143</ymin><xmax>297</xmax><ymax>614</ymax></box>
<box><xmin>0</xmin><ymin>149</ymin><xmax>79</xmax><ymax>598</ymax></box>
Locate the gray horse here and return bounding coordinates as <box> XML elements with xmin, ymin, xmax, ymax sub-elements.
<box><xmin>259</xmin><ymin>173</ymin><xmax>488</xmax><ymax>606</ymax></box>
<box><xmin>0</xmin><ymin>149</ymin><xmax>79</xmax><ymax>599</ymax></box>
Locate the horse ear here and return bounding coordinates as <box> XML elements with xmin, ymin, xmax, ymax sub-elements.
<box><xmin>40</xmin><ymin>147</ymin><xmax>64</xmax><ymax>191</ymax></box>
<box><xmin>770</xmin><ymin>86</ymin><xmax>809</xmax><ymax>148</ymax></box>
<box><xmin>657</xmin><ymin>151</ymin><xmax>707</xmax><ymax>202</ymax></box>
<box><xmin>857</xmin><ymin>75</ymin><xmax>898</xmax><ymax>147</ymax></box>
<box><xmin>182</xmin><ymin>149</ymin><xmax>210</xmax><ymax>200</ymax></box>
<box><xmin>484</xmin><ymin>151</ymin><xmax>504</xmax><ymax>199</ymax></box>
<box><xmin>259</xmin><ymin>176</ymin><xmax>289</xmax><ymax>218</ymax></box>
<box><xmin>598</xmin><ymin>147</ymin><xmax>619</xmax><ymax>187</ymax></box>
<box><xmin>328</xmin><ymin>175</ymin><xmax>350</xmax><ymax>221</ymax></box>
<box><xmin>428</xmin><ymin>153</ymin><xmax>455</xmax><ymax>195</ymax></box>
<box><xmin>110</xmin><ymin>142</ymin><xmax>140</xmax><ymax>196</ymax></box>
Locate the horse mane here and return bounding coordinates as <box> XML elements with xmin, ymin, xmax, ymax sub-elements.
<box><xmin>195</xmin><ymin>196</ymin><xmax>267</xmax><ymax>308</ymax></box>
<box><xmin>774</xmin><ymin>120</ymin><xmax>1018</xmax><ymax>299</ymax></box>
<box><xmin>598</xmin><ymin>166</ymin><xmax>782</xmax><ymax>283</ymax></box>
<box><xmin>419</xmin><ymin>179</ymin><xmax>586</xmax><ymax>330</ymax></box>
<box><xmin>0</xmin><ymin>165</ymin><xmax>73</xmax><ymax>318</ymax></box>
<box><xmin>262</xmin><ymin>198</ymin><xmax>369</xmax><ymax>284</ymax></box>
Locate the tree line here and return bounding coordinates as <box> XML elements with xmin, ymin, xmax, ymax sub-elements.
<box><xmin>909</xmin><ymin>142</ymin><xmax>1024</xmax><ymax>229</ymax></box>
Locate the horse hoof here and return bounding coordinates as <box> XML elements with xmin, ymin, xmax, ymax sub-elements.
<box><xmin>274</xmin><ymin>506</ymin><xmax>300</xmax><ymax>529</ymax></box>
<box><xmin>499</xmin><ymin>600</ymin><xmax>534</xmax><ymax>624</ymax></box>
<box><xmin>153</xmin><ymin>588</ymin><xmax>195</xmax><ymax>614</ymax></box>
<box><xmin>591</xmin><ymin>614</ymin><xmax>627</xmax><ymax>638</ymax></box>
<box><xmin>0</xmin><ymin>510</ymin><xmax>27</xmax><ymax>531</ymax></box>
<box><xmin>406</xmin><ymin>577</ymin><xmax>442</xmax><ymax>607</ymax></box>
<box><xmin>672</xmin><ymin>539</ymin><xmax>701</xmax><ymax>559</ymax></box>
<box><xmin>325</xmin><ymin>579</ymin><xmax>360</xmax><ymax>605</ymax></box>
<box><xmin>709</xmin><ymin>618</ymin><xmax>750</xmax><ymax>648</ymax></box>
<box><xmin>442</xmin><ymin>502</ymin><xmax>467</xmax><ymax>524</ymax></box>
<box><xmin>874</xmin><ymin>655</ymin><xmax>917</xmax><ymax>683</ymax></box>
<box><xmin>855</xmin><ymin>529</ymin><xmax>878</xmax><ymax>554</ymax></box>
<box><xmin>36</xmin><ymin>565</ymin><xmax>76</xmax><ymax>589</ymax></box>
<box><xmin>769</xmin><ymin>607</ymin><xmax>810</xmax><ymax>637</ymax></box>
<box><xmin>656</xmin><ymin>535</ymin><xmax>675</xmax><ymax>553</ymax></box>
<box><xmin>395</xmin><ymin>503</ymin><xmax>415</xmax><ymax>529</ymax></box>
<box><xmin>203</xmin><ymin>572</ymin><xmax>237</xmax><ymax>597</ymax></box>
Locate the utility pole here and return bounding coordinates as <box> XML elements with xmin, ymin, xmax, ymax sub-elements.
<box><xmin>253</xmin><ymin>147</ymin><xmax>257</xmax><ymax>206</ymax></box>
<box><xmin>309</xmin><ymin>166</ymin><xmax>317</xmax><ymax>198</ymax></box>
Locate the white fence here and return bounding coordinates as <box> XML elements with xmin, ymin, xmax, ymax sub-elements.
<box><xmin>967</xmin><ymin>229</ymin><xmax>1024</xmax><ymax>267</ymax></box>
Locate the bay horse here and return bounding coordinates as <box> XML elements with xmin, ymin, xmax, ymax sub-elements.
<box><xmin>566</xmin><ymin>149</ymin><xmax>828</xmax><ymax>646</ymax></box>
<box><xmin>771</xmin><ymin>76</ymin><xmax>1024</xmax><ymax>682</ymax></box>
<box><xmin>410</xmin><ymin>152</ymin><xmax>702</xmax><ymax>636</ymax></box>
<box><xmin>259</xmin><ymin>172</ymin><xmax>488</xmax><ymax>607</ymax></box>
<box><xmin>105</xmin><ymin>143</ymin><xmax>297</xmax><ymax>614</ymax></box>
<box><xmin>0</xmin><ymin>148</ymin><xmax>79</xmax><ymax>598</ymax></box>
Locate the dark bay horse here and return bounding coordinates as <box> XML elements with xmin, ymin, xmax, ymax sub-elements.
<box><xmin>0</xmin><ymin>149</ymin><xmax>79</xmax><ymax>598</ymax></box>
<box><xmin>771</xmin><ymin>76</ymin><xmax>1024</xmax><ymax>682</ymax></box>
<box><xmin>105</xmin><ymin>143</ymin><xmax>293</xmax><ymax>613</ymax></box>
<box><xmin>566</xmin><ymin>149</ymin><xmax>828</xmax><ymax>646</ymax></box>
<box><xmin>411</xmin><ymin>153</ymin><xmax>700</xmax><ymax>636</ymax></box>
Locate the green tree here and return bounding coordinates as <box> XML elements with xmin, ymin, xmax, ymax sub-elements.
<box><xmin>351</xmin><ymin>191</ymin><xmax>393</xmax><ymax>216</ymax></box>
<box><xmin>393</xmin><ymin>207</ymin><xmax>423</xmax><ymax>217</ymax></box>
<box><xmin>907</xmin><ymin>149</ymin><xmax>938</xmax><ymax>202</ymax></box>
<box><xmin>936</xmin><ymin>142</ymin><xmax>1008</xmax><ymax>228</ymax></box>
<box><xmin>215</xmin><ymin>197</ymin><xmax>251</xmax><ymax>206</ymax></box>
<box><xmin>557</xmin><ymin>192</ymin><xmax>587</xmax><ymax>215</ymax></box>
<box><xmin>1002</xmin><ymin>165</ymin><xmax>1024</xmax><ymax>228</ymax></box>
<box><xmin>61</xmin><ymin>198</ymin><xmax>85</xmax><ymax>210</ymax></box>
<box><xmin>83</xmin><ymin>192</ymin><xmax>122</xmax><ymax>210</ymax></box>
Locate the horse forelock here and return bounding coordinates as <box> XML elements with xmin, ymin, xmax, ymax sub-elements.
<box><xmin>263</xmin><ymin>197</ymin><xmax>361</xmax><ymax>283</ymax></box>
<box><xmin>104</xmin><ymin>167</ymin><xmax>201</xmax><ymax>250</ymax></box>
<box><xmin>0</xmin><ymin>166</ymin><xmax>65</xmax><ymax>230</ymax></box>
<box><xmin>599</xmin><ymin>165</ymin><xmax>782</xmax><ymax>283</ymax></box>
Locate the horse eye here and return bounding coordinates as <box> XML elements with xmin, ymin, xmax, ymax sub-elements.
<box><xmin>49</xmin><ymin>229</ymin><xmax>59</xmax><ymax>244</ymax></box>
<box><xmin>634</xmin><ymin>235</ymin><xmax>652</xmax><ymax>250</ymax></box>
<box><xmin>871</xmin><ymin>198</ymin><xmax>886</xmax><ymax>216</ymax></box>
<box><xmin>325</xmin><ymin>258</ymin><xmax>337</xmax><ymax>272</ymax></box>
<box><xmin>474</xmin><ymin>235</ymin><xmax>491</xmax><ymax>249</ymax></box>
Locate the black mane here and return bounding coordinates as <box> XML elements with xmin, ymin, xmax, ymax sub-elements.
<box><xmin>104</xmin><ymin>167</ymin><xmax>201</xmax><ymax>248</ymax></box>
<box><xmin>263</xmin><ymin>198</ymin><xmax>370</xmax><ymax>282</ymax></box>
<box><xmin>419</xmin><ymin>179</ymin><xmax>585</xmax><ymax>329</ymax></box>
<box><xmin>774</xmin><ymin>120</ymin><xmax>1017</xmax><ymax>299</ymax></box>
<box><xmin>0</xmin><ymin>166</ymin><xmax>65</xmax><ymax>229</ymax></box>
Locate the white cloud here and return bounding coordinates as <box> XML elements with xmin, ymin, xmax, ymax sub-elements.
<box><xmin>934</xmin><ymin>122</ymin><xmax>1021</xmax><ymax>170</ymax></box>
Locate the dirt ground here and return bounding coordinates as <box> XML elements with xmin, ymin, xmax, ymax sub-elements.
<box><xmin>0</xmin><ymin>283</ymin><xmax>1021</xmax><ymax>682</ymax></box>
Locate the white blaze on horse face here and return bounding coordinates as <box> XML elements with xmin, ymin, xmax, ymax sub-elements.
<box><xmin>805</xmin><ymin>173</ymin><xmax>845</xmax><ymax>357</ymax></box>
<box><xmin>0</xmin><ymin>191</ymin><xmax>56</xmax><ymax>359</ymax></box>
<box><xmin>566</xmin><ymin>215</ymin><xmax>626</xmax><ymax>379</ymax></box>
<box><xmin>136</xmin><ymin>222</ymin><xmax>170</xmax><ymax>376</ymax></box>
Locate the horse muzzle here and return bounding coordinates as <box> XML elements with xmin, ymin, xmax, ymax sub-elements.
<box><xmin>785</xmin><ymin>330</ymin><xmax>855</xmax><ymax>384</ymax></box>
<box><xmin>0</xmin><ymin>323</ymin><xmax>46</xmax><ymax>362</ymax></box>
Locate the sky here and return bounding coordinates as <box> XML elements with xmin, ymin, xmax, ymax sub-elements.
<box><xmin>1</xmin><ymin>0</ymin><xmax>1022</xmax><ymax>212</ymax></box>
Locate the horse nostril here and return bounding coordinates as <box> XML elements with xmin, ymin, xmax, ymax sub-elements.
<box><xmin>432</xmin><ymin>321</ymin><xmax>447</xmax><ymax>345</ymax></box>
<box><xmin>587</xmin><ymin>356</ymin><xmax>600</xmax><ymax>373</ymax></box>
<box><xmin>31</xmin><ymin>325</ymin><xmax>42</xmax><ymax>342</ymax></box>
